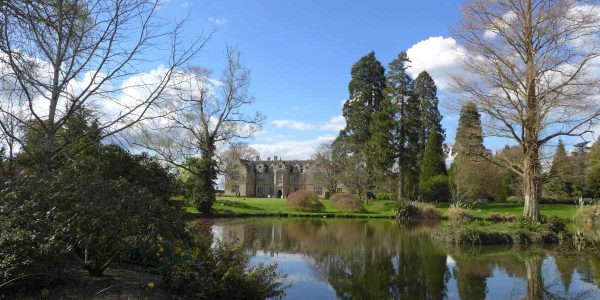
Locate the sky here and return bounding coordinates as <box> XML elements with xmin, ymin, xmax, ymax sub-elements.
<box><xmin>154</xmin><ymin>0</ymin><xmax>498</xmax><ymax>160</ymax></box>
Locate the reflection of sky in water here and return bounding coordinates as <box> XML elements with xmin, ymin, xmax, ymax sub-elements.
<box><xmin>213</xmin><ymin>219</ymin><xmax>600</xmax><ymax>300</ymax></box>
<box><xmin>252</xmin><ymin>251</ymin><xmax>337</xmax><ymax>300</ymax></box>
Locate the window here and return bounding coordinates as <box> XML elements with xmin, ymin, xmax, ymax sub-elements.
<box><xmin>314</xmin><ymin>187</ymin><xmax>323</xmax><ymax>195</ymax></box>
<box><xmin>294</xmin><ymin>187</ymin><xmax>299</xmax><ymax>192</ymax></box>
<box><xmin>336</xmin><ymin>188</ymin><xmax>342</xmax><ymax>193</ymax></box>
<box><xmin>257</xmin><ymin>186</ymin><xmax>264</xmax><ymax>195</ymax></box>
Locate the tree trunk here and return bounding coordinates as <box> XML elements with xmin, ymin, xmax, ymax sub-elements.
<box><xmin>523</xmin><ymin>144</ymin><xmax>541</xmax><ymax>221</ymax></box>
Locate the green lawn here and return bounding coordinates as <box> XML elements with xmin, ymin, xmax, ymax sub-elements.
<box><xmin>182</xmin><ymin>197</ymin><xmax>581</xmax><ymax>220</ymax></box>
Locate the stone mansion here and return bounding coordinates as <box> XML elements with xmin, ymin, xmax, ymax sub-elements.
<box><xmin>224</xmin><ymin>156</ymin><xmax>344</xmax><ymax>198</ymax></box>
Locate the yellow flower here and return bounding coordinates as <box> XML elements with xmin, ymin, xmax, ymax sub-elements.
<box><xmin>147</xmin><ymin>282</ymin><xmax>155</xmax><ymax>289</ymax></box>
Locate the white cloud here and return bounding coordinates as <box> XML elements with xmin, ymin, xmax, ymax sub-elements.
<box><xmin>406</xmin><ymin>36</ymin><xmax>466</xmax><ymax>90</ymax></box>
<box><xmin>251</xmin><ymin>135</ymin><xmax>336</xmax><ymax>160</ymax></box>
<box><xmin>272</xmin><ymin>120</ymin><xmax>314</xmax><ymax>130</ymax></box>
<box><xmin>208</xmin><ymin>17</ymin><xmax>227</xmax><ymax>26</ymax></box>
<box><xmin>271</xmin><ymin>115</ymin><xmax>345</xmax><ymax>132</ymax></box>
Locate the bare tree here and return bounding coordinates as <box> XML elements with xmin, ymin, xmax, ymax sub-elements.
<box><xmin>337</xmin><ymin>152</ymin><xmax>370</xmax><ymax>201</ymax></box>
<box><xmin>453</xmin><ymin>0</ymin><xmax>600</xmax><ymax>220</ymax></box>
<box><xmin>0</xmin><ymin>0</ymin><xmax>208</xmax><ymax>173</ymax></box>
<box><xmin>220</xmin><ymin>142</ymin><xmax>259</xmax><ymax>190</ymax></box>
<box><xmin>132</xmin><ymin>47</ymin><xmax>264</xmax><ymax>211</ymax></box>
<box><xmin>311</xmin><ymin>143</ymin><xmax>340</xmax><ymax>196</ymax></box>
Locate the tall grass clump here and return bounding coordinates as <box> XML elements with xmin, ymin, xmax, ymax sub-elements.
<box><xmin>575</xmin><ymin>205</ymin><xmax>600</xmax><ymax>224</ymax></box>
<box><xmin>286</xmin><ymin>191</ymin><xmax>324</xmax><ymax>212</ymax></box>
<box><xmin>447</xmin><ymin>206</ymin><xmax>475</xmax><ymax>222</ymax></box>
<box><xmin>395</xmin><ymin>201</ymin><xmax>442</xmax><ymax>220</ymax></box>
<box><xmin>330</xmin><ymin>193</ymin><xmax>366</xmax><ymax>213</ymax></box>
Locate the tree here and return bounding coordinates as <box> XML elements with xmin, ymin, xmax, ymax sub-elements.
<box><xmin>450</xmin><ymin>102</ymin><xmax>498</xmax><ymax>201</ymax></box>
<box><xmin>337</xmin><ymin>151</ymin><xmax>370</xmax><ymax>201</ymax></box>
<box><xmin>402</xmin><ymin>93</ymin><xmax>423</xmax><ymax>199</ymax></box>
<box><xmin>0</xmin><ymin>0</ymin><xmax>207</xmax><ymax>174</ymax></box>
<box><xmin>586</xmin><ymin>139</ymin><xmax>600</xmax><ymax>198</ymax></box>
<box><xmin>220</xmin><ymin>142</ymin><xmax>259</xmax><ymax>192</ymax></box>
<box><xmin>414</xmin><ymin>71</ymin><xmax>444</xmax><ymax>158</ymax></box>
<box><xmin>419</xmin><ymin>130</ymin><xmax>448</xmax><ymax>201</ymax></box>
<box><xmin>386</xmin><ymin>52</ymin><xmax>415</xmax><ymax>200</ymax></box>
<box><xmin>545</xmin><ymin>139</ymin><xmax>574</xmax><ymax>198</ymax></box>
<box><xmin>453</xmin><ymin>0</ymin><xmax>600</xmax><ymax>220</ymax></box>
<box><xmin>133</xmin><ymin>48</ymin><xmax>264</xmax><ymax>213</ymax></box>
<box><xmin>337</xmin><ymin>52</ymin><xmax>394</xmax><ymax>186</ymax></box>
<box><xmin>311</xmin><ymin>143</ymin><xmax>340</xmax><ymax>196</ymax></box>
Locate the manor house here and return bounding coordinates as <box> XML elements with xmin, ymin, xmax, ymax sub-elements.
<box><xmin>225</xmin><ymin>156</ymin><xmax>343</xmax><ymax>198</ymax></box>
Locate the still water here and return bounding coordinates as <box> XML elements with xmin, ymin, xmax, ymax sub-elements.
<box><xmin>211</xmin><ymin>218</ymin><xmax>600</xmax><ymax>300</ymax></box>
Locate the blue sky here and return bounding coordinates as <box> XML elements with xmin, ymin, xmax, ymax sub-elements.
<box><xmin>157</xmin><ymin>0</ymin><xmax>485</xmax><ymax>159</ymax></box>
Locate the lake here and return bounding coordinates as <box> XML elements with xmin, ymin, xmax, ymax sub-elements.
<box><xmin>211</xmin><ymin>218</ymin><xmax>600</xmax><ymax>300</ymax></box>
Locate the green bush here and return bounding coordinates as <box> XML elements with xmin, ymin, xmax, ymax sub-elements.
<box><xmin>330</xmin><ymin>193</ymin><xmax>366</xmax><ymax>213</ymax></box>
<box><xmin>487</xmin><ymin>212</ymin><xmax>516</xmax><ymax>222</ymax></box>
<box><xmin>419</xmin><ymin>175</ymin><xmax>449</xmax><ymax>202</ymax></box>
<box><xmin>415</xmin><ymin>202</ymin><xmax>442</xmax><ymax>219</ymax></box>
<box><xmin>287</xmin><ymin>191</ymin><xmax>324</xmax><ymax>212</ymax></box>
<box><xmin>394</xmin><ymin>201</ymin><xmax>420</xmax><ymax>219</ymax></box>
<box><xmin>324</xmin><ymin>191</ymin><xmax>331</xmax><ymax>200</ymax></box>
<box><xmin>375</xmin><ymin>192</ymin><xmax>395</xmax><ymax>201</ymax></box>
<box><xmin>160</xmin><ymin>226</ymin><xmax>286</xmax><ymax>299</ymax></box>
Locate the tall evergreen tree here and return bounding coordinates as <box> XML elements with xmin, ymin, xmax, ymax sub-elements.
<box><xmin>586</xmin><ymin>139</ymin><xmax>600</xmax><ymax>198</ymax></box>
<box><xmin>337</xmin><ymin>52</ymin><xmax>393</xmax><ymax>185</ymax></box>
<box><xmin>419</xmin><ymin>130</ymin><xmax>448</xmax><ymax>201</ymax></box>
<box><xmin>449</xmin><ymin>102</ymin><xmax>501</xmax><ymax>201</ymax></box>
<box><xmin>414</xmin><ymin>71</ymin><xmax>444</xmax><ymax>158</ymax></box>
<box><xmin>402</xmin><ymin>93</ymin><xmax>423</xmax><ymax>199</ymax></box>
<box><xmin>386</xmin><ymin>52</ymin><xmax>414</xmax><ymax>199</ymax></box>
<box><xmin>545</xmin><ymin>139</ymin><xmax>575</xmax><ymax>198</ymax></box>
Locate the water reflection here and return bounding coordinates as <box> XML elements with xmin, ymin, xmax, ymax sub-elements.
<box><xmin>211</xmin><ymin>218</ymin><xmax>600</xmax><ymax>300</ymax></box>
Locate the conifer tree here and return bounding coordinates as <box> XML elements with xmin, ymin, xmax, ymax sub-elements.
<box><xmin>402</xmin><ymin>93</ymin><xmax>422</xmax><ymax>199</ymax></box>
<box><xmin>586</xmin><ymin>139</ymin><xmax>600</xmax><ymax>198</ymax></box>
<box><xmin>337</xmin><ymin>52</ymin><xmax>394</xmax><ymax>185</ymax></box>
<box><xmin>414</xmin><ymin>71</ymin><xmax>444</xmax><ymax>158</ymax></box>
<box><xmin>386</xmin><ymin>52</ymin><xmax>414</xmax><ymax>199</ymax></box>
<box><xmin>419</xmin><ymin>130</ymin><xmax>448</xmax><ymax>200</ymax></box>
<box><xmin>545</xmin><ymin>139</ymin><xmax>574</xmax><ymax>198</ymax></box>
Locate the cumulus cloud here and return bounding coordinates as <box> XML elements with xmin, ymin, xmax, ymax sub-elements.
<box><xmin>271</xmin><ymin>115</ymin><xmax>345</xmax><ymax>132</ymax></box>
<box><xmin>406</xmin><ymin>36</ymin><xmax>466</xmax><ymax>90</ymax></box>
<box><xmin>251</xmin><ymin>135</ymin><xmax>335</xmax><ymax>160</ymax></box>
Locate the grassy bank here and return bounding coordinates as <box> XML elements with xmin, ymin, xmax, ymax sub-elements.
<box><xmin>182</xmin><ymin>197</ymin><xmax>582</xmax><ymax>219</ymax></box>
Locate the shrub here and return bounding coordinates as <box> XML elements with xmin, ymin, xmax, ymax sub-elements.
<box><xmin>415</xmin><ymin>203</ymin><xmax>442</xmax><ymax>219</ymax></box>
<box><xmin>507</xmin><ymin>196</ymin><xmax>523</xmax><ymax>203</ymax></box>
<box><xmin>420</xmin><ymin>175</ymin><xmax>450</xmax><ymax>202</ymax></box>
<box><xmin>324</xmin><ymin>191</ymin><xmax>331</xmax><ymax>200</ymax></box>
<box><xmin>447</xmin><ymin>207</ymin><xmax>475</xmax><ymax>222</ymax></box>
<box><xmin>161</xmin><ymin>226</ymin><xmax>286</xmax><ymax>299</ymax></box>
<box><xmin>394</xmin><ymin>201</ymin><xmax>420</xmax><ymax>219</ymax></box>
<box><xmin>487</xmin><ymin>212</ymin><xmax>516</xmax><ymax>222</ymax></box>
<box><xmin>375</xmin><ymin>192</ymin><xmax>395</xmax><ymax>201</ymax></box>
<box><xmin>330</xmin><ymin>193</ymin><xmax>366</xmax><ymax>213</ymax></box>
<box><xmin>287</xmin><ymin>191</ymin><xmax>324</xmax><ymax>212</ymax></box>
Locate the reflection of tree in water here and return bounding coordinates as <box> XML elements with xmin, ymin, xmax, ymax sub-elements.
<box><xmin>214</xmin><ymin>219</ymin><xmax>600</xmax><ymax>299</ymax></box>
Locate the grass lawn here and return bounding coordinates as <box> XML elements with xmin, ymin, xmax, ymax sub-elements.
<box><xmin>182</xmin><ymin>197</ymin><xmax>582</xmax><ymax>220</ymax></box>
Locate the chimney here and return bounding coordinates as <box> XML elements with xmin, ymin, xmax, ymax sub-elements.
<box><xmin>267</xmin><ymin>157</ymin><xmax>271</xmax><ymax>161</ymax></box>
<box><xmin>274</xmin><ymin>156</ymin><xmax>278</xmax><ymax>161</ymax></box>
<box><xmin>255</xmin><ymin>155</ymin><xmax>260</xmax><ymax>162</ymax></box>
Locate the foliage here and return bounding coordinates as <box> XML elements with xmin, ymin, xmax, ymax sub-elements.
<box><xmin>394</xmin><ymin>201</ymin><xmax>420</xmax><ymax>220</ymax></box>
<box><xmin>375</xmin><ymin>192</ymin><xmax>396</xmax><ymax>201</ymax></box>
<box><xmin>286</xmin><ymin>191</ymin><xmax>324</xmax><ymax>212</ymax></box>
<box><xmin>160</xmin><ymin>225</ymin><xmax>286</xmax><ymax>299</ymax></box>
<box><xmin>419</xmin><ymin>175</ymin><xmax>450</xmax><ymax>202</ymax></box>
<box><xmin>487</xmin><ymin>213</ymin><xmax>516</xmax><ymax>222</ymax></box>
<box><xmin>330</xmin><ymin>193</ymin><xmax>366</xmax><ymax>213</ymax></box>
<box><xmin>419</xmin><ymin>130</ymin><xmax>447</xmax><ymax>199</ymax></box>
<box><xmin>575</xmin><ymin>205</ymin><xmax>600</xmax><ymax>225</ymax></box>
<box><xmin>181</xmin><ymin>157</ymin><xmax>217</xmax><ymax>214</ymax></box>
<box><xmin>587</xmin><ymin>140</ymin><xmax>600</xmax><ymax>199</ymax></box>
<box><xmin>447</xmin><ymin>207</ymin><xmax>475</xmax><ymax>222</ymax></box>
<box><xmin>415</xmin><ymin>202</ymin><xmax>442</xmax><ymax>219</ymax></box>
<box><xmin>431</xmin><ymin>219</ymin><xmax>569</xmax><ymax>245</ymax></box>
<box><xmin>414</xmin><ymin>71</ymin><xmax>444</xmax><ymax>157</ymax></box>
